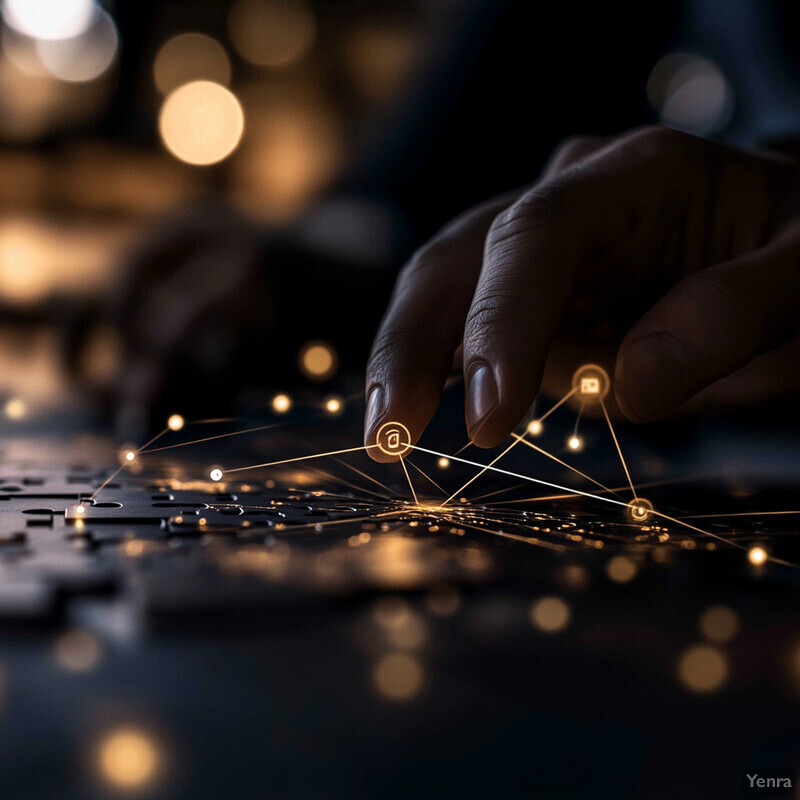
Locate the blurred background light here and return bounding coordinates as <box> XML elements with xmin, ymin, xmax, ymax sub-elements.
<box><xmin>605</xmin><ymin>554</ymin><xmax>637</xmax><ymax>584</ymax></box>
<box><xmin>372</xmin><ymin>652</ymin><xmax>424</xmax><ymax>702</ymax></box>
<box><xmin>2</xmin><ymin>0</ymin><xmax>96</xmax><ymax>42</ymax></box>
<box><xmin>3</xmin><ymin>397</ymin><xmax>26</xmax><ymax>419</ymax></box>
<box><xmin>98</xmin><ymin>727</ymin><xmax>159</xmax><ymax>789</ymax></box>
<box><xmin>677</xmin><ymin>644</ymin><xmax>729</xmax><ymax>693</ymax></box>
<box><xmin>159</xmin><ymin>80</ymin><xmax>244</xmax><ymax>166</ymax></box>
<box><xmin>647</xmin><ymin>52</ymin><xmax>734</xmax><ymax>136</ymax></box>
<box><xmin>153</xmin><ymin>32</ymin><xmax>231</xmax><ymax>95</ymax></box>
<box><xmin>529</xmin><ymin>595</ymin><xmax>571</xmax><ymax>633</ymax></box>
<box><xmin>36</xmin><ymin>7</ymin><xmax>118</xmax><ymax>84</ymax></box>
<box><xmin>299</xmin><ymin>340</ymin><xmax>337</xmax><ymax>381</ymax></box>
<box><xmin>228</xmin><ymin>0</ymin><xmax>316</xmax><ymax>68</ymax></box>
<box><xmin>54</xmin><ymin>629</ymin><xmax>102</xmax><ymax>671</ymax></box>
<box><xmin>698</xmin><ymin>605</ymin><xmax>739</xmax><ymax>644</ymax></box>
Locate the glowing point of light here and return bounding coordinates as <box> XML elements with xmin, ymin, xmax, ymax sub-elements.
<box><xmin>677</xmin><ymin>644</ymin><xmax>728</xmax><ymax>693</ymax></box>
<box><xmin>167</xmin><ymin>414</ymin><xmax>185</xmax><ymax>431</ymax></box>
<box><xmin>209</xmin><ymin>468</ymin><xmax>223</xmax><ymax>482</ymax></box>
<box><xmin>98</xmin><ymin>728</ymin><xmax>159</xmax><ymax>789</ymax></box>
<box><xmin>2</xmin><ymin>0</ymin><xmax>96</xmax><ymax>41</ymax></box>
<box><xmin>124</xmin><ymin>450</ymin><xmax>136</xmax><ymax>463</ymax></box>
<box><xmin>4</xmin><ymin>397</ymin><xmax>26</xmax><ymax>419</ymax></box>
<box><xmin>698</xmin><ymin>605</ymin><xmax>739</xmax><ymax>644</ymax></box>
<box><xmin>272</xmin><ymin>393</ymin><xmax>292</xmax><ymax>414</ymax></box>
<box><xmin>628</xmin><ymin>497</ymin><xmax>654</xmax><ymax>523</ymax></box>
<box><xmin>228</xmin><ymin>0</ymin><xmax>317</xmax><ymax>68</ymax></box>
<box><xmin>530</xmin><ymin>596</ymin><xmax>571</xmax><ymax>633</ymax></box>
<box><xmin>572</xmin><ymin>364</ymin><xmax>610</xmax><ymax>402</ymax></box>
<box><xmin>748</xmin><ymin>546</ymin><xmax>767</xmax><ymax>566</ymax></box>
<box><xmin>437</xmin><ymin>457</ymin><xmax>450</xmax><ymax>469</ymax></box>
<box><xmin>159</xmin><ymin>80</ymin><xmax>244</xmax><ymax>166</ymax></box>
<box><xmin>76</xmin><ymin>503</ymin><xmax>86</xmax><ymax>515</ymax></box>
<box><xmin>527</xmin><ymin>419</ymin><xmax>542</xmax><ymax>436</ymax></box>
<box><xmin>324</xmin><ymin>396</ymin><xmax>342</xmax><ymax>415</ymax></box>
<box><xmin>153</xmin><ymin>32</ymin><xmax>231</xmax><ymax>95</ymax></box>
<box><xmin>299</xmin><ymin>340</ymin><xmax>337</xmax><ymax>380</ymax></box>
<box><xmin>567</xmin><ymin>435</ymin><xmax>582</xmax><ymax>451</ymax></box>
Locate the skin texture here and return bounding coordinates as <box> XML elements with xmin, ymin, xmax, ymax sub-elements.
<box><xmin>365</xmin><ymin>126</ymin><xmax>800</xmax><ymax>461</ymax></box>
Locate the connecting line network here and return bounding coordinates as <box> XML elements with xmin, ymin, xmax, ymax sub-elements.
<box><xmin>78</xmin><ymin>365</ymin><xmax>792</xmax><ymax>569</ymax></box>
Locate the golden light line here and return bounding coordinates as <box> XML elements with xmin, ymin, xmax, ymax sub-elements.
<box><xmin>407</xmin><ymin>443</ymin><xmax>743</xmax><ymax>550</ymax></box>
<box><xmin>139</xmin><ymin>423</ymin><xmax>280</xmax><ymax>454</ymax></box>
<box><xmin>537</xmin><ymin>386</ymin><xmax>578</xmax><ymax>423</ymax></box>
<box><xmin>223</xmin><ymin>445</ymin><xmax>380</xmax><ymax>474</ymax></box>
<box><xmin>405</xmin><ymin>458</ymin><xmax>448</xmax><ymax>497</ymax></box>
<box><xmin>330</xmin><ymin>457</ymin><xmax>396</xmax><ymax>497</ymax></box>
<box><xmin>600</xmin><ymin>397</ymin><xmax>638</xmax><ymax>500</ymax></box>
<box><xmin>511</xmin><ymin>433</ymin><xmax>622</xmax><ymax>499</ymax></box>
<box><xmin>468</xmin><ymin>482</ymin><xmax>530</xmax><ymax>502</ymax></box>
<box><xmin>439</xmin><ymin>438</ymin><xmax>523</xmax><ymax>508</ymax></box>
<box><xmin>398</xmin><ymin>454</ymin><xmax>419</xmax><ymax>506</ymax></box>
<box><xmin>680</xmin><ymin>510</ymin><xmax>800</xmax><ymax>520</ymax></box>
<box><xmin>307</xmin><ymin>466</ymin><xmax>391</xmax><ymax>500</ymax></box>
<box><xmin>448</xmin><ymin>517</ymin><xmax>565</xmax><ymax>551</ymax></box>
<box><xmin>573</xmin><ymin>401</ymin><xmax>585</xmax><ymax>437</ymax></box>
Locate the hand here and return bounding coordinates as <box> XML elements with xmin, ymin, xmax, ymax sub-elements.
<box><xmin>365</xmin><ymin>126</ymin><xmax>800</xmax><ymax>460</ymax></box>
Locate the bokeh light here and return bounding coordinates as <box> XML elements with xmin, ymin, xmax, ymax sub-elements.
<box><xmin>153</xmin><ymin>33</ymin><xmax>231</xmax><ymax>94</ymax></box>
<box><xmin>343</xmin><ymin>24</ymin><xmax>418</xmax><ymax>102</ymax></box>
<box><xmin>167</xmin><ymin>414</ymin><xmax>185</xmax><ymax>432</ymax></box>
<box><xmin>324</xmin><ymin>396</ymin><xmax>342</xmax><ymax>415</ymax></box>
<box><xmin>567</xmin><ymin>435</ymin><xmax>583</xmax><ymax>451</ymax></box>
<box><xmin>299</xmin><ymin>340</ymin><xmax>337</xmax><ymax>381</ymax></box>
<box><xmin>228</xmin><ymin>0</ymin><xmax>316</xmax><ymax>68</ymax></box>
<box><xmin>2</xmin><ymin>0</ymin><xmax>96</xmax><ymax>41</ymax></box>
<box><xmin>437</xmin><ymin>457</ymin><xmax>450</xmax><ymax>469</ymax></box>
<box><xmin>159</xmin><ymin>80</ymin><xmax>244</xmax><ymax>166</ymax></box>
<box><xmin>426</xmin><ymin>585</ymin><xmax>460</xmax><ymax>617</ymax></box>
<box><xmin>677</xmin><ymin>644</ymin><xmax>729</xmax><ymax>693</ymax></box>
<box><xmin>54</xmin><ymin>629</ymin><xmax>102</xmax><ymax>671</ymax></box>
<box><xmin>4</xmin><ymin>397</ymin><xmax>26</xmax><ymax>419</ymax></box>
<box><xmin>36</xmin><ymin>7</ymin><xmax>118</xmax><ymax>83</ymax></box>
<box><xmin>647</xmin><ymin>52</ymin><xmax>734</xmax><ymax>136</ymax></box>
<box><xmin>372</xmin><ymin>652</ymin><xmax>424</xmax><ymax>702</ymax></box>
<box><xmin>98</xmin><ymin>728</ymin><xmax>159</xmax><ymax>789</ymax></box>
<box><xmin>748</xmin><ymin>546</ymin><xmax>767</xmax><ymax>566</ymax></box>
<box><xmin>530</xmin><ymin>595</ymin><xmax>571</xmax><ymax>633</ymax></box>
<box><xmin>606</xmin><ymin>554</ymin><xmax>637</xmax><ymax>584</ymax></box>
<box><xmin>527</xmin><ymin>420</ymin><xmax>542</xmax><ymax>436</ymax></box>
<box><xmin>271</xmin><ymin>393</ymin><xmax>292</xmax><ymax>414</ymax></box>
<box><xmin>698</xmin><ymin>605</ymin><xmax>739</xmax><ymax>644</ymax></box>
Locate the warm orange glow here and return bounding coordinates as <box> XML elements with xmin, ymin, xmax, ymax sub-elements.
<box><xmin>299</xmin><ymin>340</ymin><xmax>337</xmax><ymax>380</ymax></box>
<box><xmin>54</xmin><ymin>629</ymin><xmax>101</xmax><ymax>671</ymax></box>
<box><xmin>606</xmin><ymin>554</ymin><xmax>637</xmax><ymax>583</ymax></box>
<box><xmin>698</xmin><ymin>605</ymin><xmax>739</xmax><ymax>644</ymax></box>
<box><xmin>98</xmin><ymin>728</ymin><xmax>159</xmax><ymax>789</ymax></box>
<box><xmin>372</xmin><ymin>653</ymin><xmax>424</xmax><ymax>701</ymax></box>
<box><xmin>677</xmin><ymin>644</ymin><xmax>728</xmax><ymax>693</ymax></box>
<box><xmin>527</xmin><ymin>419</ymin><xmax>543</xmax><ymax>436</ymax></box>
<box><xmin>4</xmin><ymin>397</ymin><xmax>26</xmax><ymax>419</ymax></box>
<box><xmin>228</xmin><ymin>0</ymin><xmax>316</xmax><ymax>68</ymax></box>
<box><xmin>567</xmin><ymin>435</ymin><xmax>582</xmax><ymax>451</ymax></box>
<box><xmin>530</xmin><ymin>596</ymin><xmax>571</xmax><ymax>633</ymax></box>
<box><xmin>271</xmin><ymin>393</ymin><xmax>292</xmax><ymax>414</ymax></box>
<box><xmin>324</xmin><ymin>396</ymin><xmax>342</xmax><ymax>415</ymax></box>
<box><xmin>167</xmin><ymin>414</ymin><xmax>185</xmax><ymax>432</ymax></box>
<box><xmin>153</xmin><ymin>32</ymin><xmax>231</xmax><ymax>94</ymax></box>
<box><xmin>159</xmin><ymin>80</ymin><xmax>244</xmax><ymax>166</ymax></box>
<box><xmin>748</xmin><ymin>546</ymin><xmax>767</xmax><ymax>566</ymax></box>
<box><xmin>437</xmin><ymin>457</ymin><xmax>450</xmax><ymax>469</ymax></box>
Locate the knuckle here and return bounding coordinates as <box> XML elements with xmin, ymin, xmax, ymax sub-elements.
<box><xmin>464</xmin><ymin>286</ymin><xmax>513</xmax><ymax>344</ymax></box>
<box><xmin>553</xmin><ymin>134</ymin><xmax>594</xmax><ymax>163</ymax></box>
<box><xmin>367</xmin><ymin>329</ymin><xmax>412</xmax><ymax>377</ymax></box>
<box><xmin>625</xmin><ymin>124</ymin><xmax>703</xmax><ymax>161</ymax></box>
<box><xmin>486</xmin><ymin>184</ymin><xmax>563</xmax><ymax>249</ymax></box>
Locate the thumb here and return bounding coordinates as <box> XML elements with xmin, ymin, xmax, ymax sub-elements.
<box><xmin>615</xmin><ymin>233</ymin><xmax>800</xmax><ymax>421</ymax></box>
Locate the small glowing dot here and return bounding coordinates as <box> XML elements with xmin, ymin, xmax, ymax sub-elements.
<box><xmin>324</xmin><ymin>396</ymin><xmax>342</xmax><ymax>415</ymax></box>
<box><xmin>4</xmin><ymin>397</ymin><xmax>26</xmax><ymax>420</ymax></box>
<box><xmin>748</xmin><ymin>546</ymin><xmax>767</xmax><ymax>566</ymax></box>
<box><xmin>76</xmin><ymin>504</ymin><xmax>86</xmax><ymax>515</ymax></box>
<box><xmin>606</xmin><ymin>554</ymin><xmax>637</xmax><ymax>584</ymax></box>
<box><xmin>209</xmin><ymin>468</ymin><xmax>223</xmax><ymax>482</ymax></box>
<box><xmin>677</xmin><ymin>644</ymin><xmax>728</xmax><ymax>693</ymax></box>
<box><xmin>567</xmin><ymin>435</ymin><xmax>582</xmax><ymax>451</ymax></box>
<box><xmin>372</xmin><ymin>652</ymin><xmax>424</xmax><ymax>702</ymax></box>
<box><xmin>98</xmin><ymin>728</ymin><xmax>159</xmax><ymax>789</ymax></box>
<box><xmin>437</xmin><ymin>457</ymin><xmax>450</xmax><ymax>469</ymax></box>
<box><xmin>628</xmin><ymin>498</ymin><xmax>654</xmax><ymax>522</ymax></box>
<box><xmin>125</xmin><ymin>450</ymin><xmax>136</xmax><ymax>462</ymax></box>
<box><xmin>167</xmin><ymin>414</ymin><xmax>184</xmax><ymax>431</ymax></box>
<box><xmin>698</xmin><ymin>605</ymin><xmax>739</xmax><ymax>644</ymax></box>
<box><xmin>530</xmin><ymin>596</ymin><xmax>571</xmax><ymax>633</ymax></box>
<box><xmin>527</xmin><ymin>419</ymin><xmax>542</xmax><ymax>436</ymax></box>
<box><xmin>159</xmin><ymin>80</ymin><xmax>244</xmax><ymax>166</ymax></box>
<box><xmin>299</xmin><ymin>341</ymin><xmax>337</xmax><ymax>380</ymax></box>
<box><xmin>272</xmin><ymin>393</ymin><xmax>292</xmax><ymax>414</ymax></box>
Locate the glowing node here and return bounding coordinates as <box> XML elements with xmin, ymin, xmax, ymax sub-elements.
<box><xmin>75</xmin><ymin>503</ymin><xmax>86</xmax><ymax>515</ymax></box>
<box><xmin>124</xmin><ymin>450</ymin><xmax>136</xmax><ymax>463</ymax></box>
<box><xmin>375</xmin><ymin>421</ymin><xmax>411</xmax><ymax>458</ymax></box>
<box><xmin>628</xmin><ymin>497</ymin><xmax>654</xmax><ymax>523</ymax></box>
<box><xmin>167</xmin><ymin>414</ymin><xmax>185</xmax><ymax>432</ymax></box>
<box><xmin>271</xmin><ymin>393</ymin><xmax>292</xmax><ymax>414</ymax></box>
<box><xmin>324</xmin><ymin>396</ymin><xmax>342</xmax><ymax>415</ymax></box>
<box><xmin>572</xmin><ymin>363</ymin><xmax>611</xmax><ymax>402</ymax></box>
<box><xmin>748</xmin><ymin>546</ymin><xmax>767</xmax><ymax>566</ymax></box>
<box><xmin>98</xmin><ymin>728</ymin><xmax>159</xmax><ymax>789</ymax></box>
<box><xmin>437</xmin><ymin>457</ymin><xmax>450</xmax><ymax>469</ymax></box>
<box><xmin>298</xmin><ymin>340</ymin><xmax>338</xmax><ymax>381</ymax></box>
<box><xmin>4</xmin><ymin>397</ymin><xmax>26</xmax><ymax>420</ymax></box>
<box><xmin>159</xmin><ymin>80</ymin><xmax>244</xmax><ymax>166</ymax></box>
<box><xmin>118</xmin><ymin>447</ymin><xmax>137</xmax><ymax>465</ymax></box>
<box><xmin>567</xmin><ymin>435</ymin><xmax>583</xmax><ymax>452</ymax></box>
<box><xmin>527</xmin><ymin>419</ymin><xmax>543</xmax><ymax>436</ymax></box>
<box><xmin>209</xmin><ymin>468</ymin><xmax>223</xmax><ymax>482</ymax></box>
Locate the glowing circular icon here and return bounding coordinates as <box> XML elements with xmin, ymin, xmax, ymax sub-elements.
<box><xmin>167</xmin><ymin>414</ymin><xmax>185</xmax><ymax>431</ymax></box>
<box><xmin>572</xmin><ymin>364</ymin><xmax>610</xmax><ymax>402</ymax></box>
<box><xmin>209</xmin><ymin>468</ymin><xmax>223</xmax><ymax>482</ymax></box>
<box><xmin>375</xmin><ymin>421</ymin><xmax>411</xmax><ymax>458</ymax></box>
<box><xmin>628</xmin><ymin>497</ymin><xmax>654</xmax><ymax>522</ymax></box>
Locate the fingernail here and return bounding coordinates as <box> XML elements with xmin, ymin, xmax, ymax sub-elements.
<box><xmin>466</xmin><ymin>361</ymin><xmax>499</xmax><ymax>437</ymax></box>
<box><xmin>364</xmin><ymin>385</ymin><xmax>386</xmax><ymax>443</ymax></box>
<box><xmin>617</xmin><ymin>332</ymin><xmax>689</xmax><ymax>421</ymax></box>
